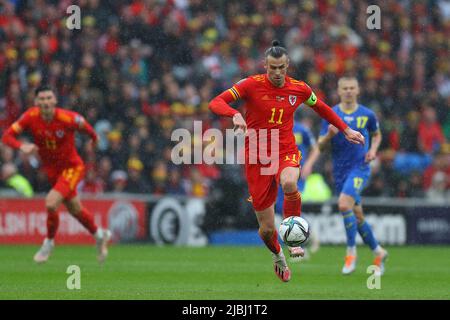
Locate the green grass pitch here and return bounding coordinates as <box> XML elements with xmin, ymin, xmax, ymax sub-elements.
<box><xmin>0</xmin><ymin>245</ymin><xmax>449</xmax><ymax>300</ymax></box>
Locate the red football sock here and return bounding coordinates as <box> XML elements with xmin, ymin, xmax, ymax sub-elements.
<box><xmin>258</xmin><ymin>229</ymin><xmax>281</xmax><ymax>254</ymax></box>
<box><xmin>74</xmin><ymin>207</ymin><xmax>98</xmax><ymax>235</ymax></box>
<box><xmin>283</xmin><ymin>191</ymin><xmax>301</xmax><ymax>218</ymax></box>
<box><xmin>47</xmin><ymin>210</ymin><xmax>59</xmax><ymax>239</ymax></box>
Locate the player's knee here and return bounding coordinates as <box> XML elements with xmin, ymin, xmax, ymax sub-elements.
<box><xmin>45</xmin><ymin>199</ymin><xmax>59</xmax><ymax>213</ymax></box>
<box><xmin>338</xmin><ymin>201</ymin><xmax>352</xmax><ymax>213</ymax></box>
<box><xmin>66</xmin><ymin>202</ymin><xmax>82</xmax><ymax>216</ymax></box>
<box><xmin>281</xmin><ymin>180</ymin><xmax>297</xmax><ymax>193</ymax></box>
<box><xmin>355</xmin><ymin>215</ymin><xmax>364</xmax><ymax>224</ymax></box>
<box><xmin>259</xmin><ymin>226</ymin><xmax>276</xmax><ymax>240</ymax></box>
<box><xmin>69</xmin><ymin>206</ymin><xmax>82</xmax><ymax>216</ymax></box>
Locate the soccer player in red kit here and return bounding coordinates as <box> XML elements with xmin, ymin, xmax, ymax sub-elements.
<box><xmin>2</xmin><ymin>85</ymin><xmax>112</xmax><ymax>264</ymax></box>
<box><xmin>209</xmin><ymin>41</ymin><xmax>365</xmax><ymax>282</ymax></box>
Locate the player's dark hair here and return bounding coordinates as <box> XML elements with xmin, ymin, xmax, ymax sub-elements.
<box><xmin>35</xmin><ymin>85</ymin><xmax>55</xmax><ymax>96</ymax></box>
<box><xmin>264</xmin><ymin>40</ymin><xmax>288</xmax><ymax>58</ymax></box>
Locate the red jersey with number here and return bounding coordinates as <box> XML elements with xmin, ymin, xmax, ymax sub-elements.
<box><xmin>9</xmin><ymin>107</ymin><xmax>86</xmax><ymax>171</ymax></box>
<box><xmin>230</xmin><ymin>74</ymin><xmax>314</xmax><ymax>157</ymax></box>
<box><xmin>209</xmin><ymin>74</ymin><xmax>349</xmax><ymax>211</ymax></box>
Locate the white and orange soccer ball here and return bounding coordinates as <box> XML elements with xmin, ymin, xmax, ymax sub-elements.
<box><xmin>279</xmin><ymin>216</ymin><xmax>310</xmax><ymax>247</ymax></box>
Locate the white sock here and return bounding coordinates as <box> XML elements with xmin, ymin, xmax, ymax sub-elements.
<box><xmin>94</xmin><ymin>228</ymin><xmax>103</xmax><ymax>240</ymax></box>
<box><xmin>44</xmin><ymin>238</ymin><xmax>54</xmax><ymax>246</ymax></box>
<box><xmin>273</xmin><ymin>248</ymin><xmax>285</xmax><ymax>260</ymax></box>
<box><xmin>347</xmin><ymin>246</ymin><xmax>357</xmax><ymax>256</ymax></box>
<box><xmin>373</xmin><ymin>245</ymin><xmax>383</xmax><ymax>255</ymax></box>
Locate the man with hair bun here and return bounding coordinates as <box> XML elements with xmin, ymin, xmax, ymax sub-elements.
<box><xmin>209</xmin><ymin>41</ymin><xmax>365</xmax><ymax>282</ymax></box>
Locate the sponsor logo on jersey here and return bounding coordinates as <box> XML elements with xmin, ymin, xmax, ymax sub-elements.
<box><xmin>344</xmin><ymin>116</ymin><xmax>354</xmax><ymax>123</ymax></box>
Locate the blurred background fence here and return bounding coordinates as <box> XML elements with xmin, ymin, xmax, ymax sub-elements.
<box><xmin>1</xmin><ymin>193</ymin><xmax>449</xmax><ymax>245</ymax></box>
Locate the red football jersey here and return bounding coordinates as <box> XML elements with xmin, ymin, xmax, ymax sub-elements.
<box><xmin>230</xmin><ymin>74</ymin><xmax>314</xmax><ymax>156</ymax></box>
<box><xmin>9</xmin><ymin>107</ymin><xmax>91</xmax><ymax>170</ymax></box>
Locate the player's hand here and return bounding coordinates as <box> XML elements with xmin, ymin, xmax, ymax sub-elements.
<box><xmin>90</xmin><ymin>137</ymin><xmax>99</xmax><ymax>149</ymax></box>
<box><xmin>19</xmin><ymin>143</ymin><xmax>38</xmax><ymax>155</ymax></box>
<box><xmin>233</xmin><ymin>113</ymin><xmax>247</xmax><ymax>135</ymax></box>
<box><xmin>86</xmin><ymin>139</ymin><xmax>97</xmax><ymax>152</ymax></box>
<box><xmin>365</xmin><ymin>149</ymin><xmax>377</xmax><ymax>163</ymax></box>
<box><xmin>343</xmin><ymin>127</ymin><xmax>365</xmax><ymax>145</ymax></box>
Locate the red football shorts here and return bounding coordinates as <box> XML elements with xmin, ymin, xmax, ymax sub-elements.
<box><xmin>46</xmin><ymin>165</ymin><xmax>86</xmax><ymax>200</ymax></box>
<box><xmin>245</xmin><ymin>150</ymin><xmax>301</xmax><ymax>211</ymax></box>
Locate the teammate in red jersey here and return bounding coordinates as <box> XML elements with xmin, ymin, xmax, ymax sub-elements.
<box><xmin>1</xmin><ymin>85</ymin><xmax>112</xmax><ymax>264</ymax></box>
<box><xmin>209</xmin><ymin>41</ymin><xmax>364</xmax><ymax>282</ymax></box>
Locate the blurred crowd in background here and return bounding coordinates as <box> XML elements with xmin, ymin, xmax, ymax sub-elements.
<box><xmin>0</xmin><ymin>0</ymin><xmax>449</xmax><ymax>202</ymax></box>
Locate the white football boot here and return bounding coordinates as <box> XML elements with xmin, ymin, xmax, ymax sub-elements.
<box><xmin>342</xmin><ymin>255</ymin><xmax>357</xmax><ymax>275</ymax></box>
<box><xmin>272</xmin><ymin>250</ymin><xmax>291</xmax><ymax>282</ymax></box>
<box><xmin>33</xmin><ymin>238</ymin><xmax>54</xmax><ymax>263</ymax></box>
<box><xmin>373</xmin><ymin>248</ymin><xmax>388</xmax><ymax>276</ymax></box>
<box><xmin>288</xmin><ymin>246</ymin><xmax>305</xmax><ymax>262</ymax></box>
<box><xmin>95</xmin><ymin>228</ymin><xmax>112</xmax><ymax>263</ymax></box>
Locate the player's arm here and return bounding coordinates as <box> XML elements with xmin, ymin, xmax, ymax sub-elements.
<box><xmin>300</xmin><ymin>129</ymin><xmax>321</xmax><ymax>179</ymax></box>
<box><xmin>300</xmin><ymin>87</ymin><xmax>364</xmax><ymax>145</ymax></box>
<box><xmin>74</xmin><ymin>114</ymin><xmax>98</xmax><ymax>144</ymax></box>
<box><xmin>301</xmin><ymin>144</ymin><xmax>320</xmax><ymax>179</ymax></box>
<box><xmin>365</xmin><ymin>112</ymin><xmax>382</xmax><ymax>162</ymax></box>
<box><xmin>1</xmin><ymin>113</ymin><xmax>38</xmax><ymax>155</ymax></box>
<box><xmin>365</xmin><ymin>130</ymin><xmax>382</xmax><ymax>162</ymax></box>
<box><xmin>209</xmin><ymin>80</ymin><xmax>248</xmax><ymax>133</ymax></box>
<box><xmin>318</xmin><ymin>124</ymin><xmax>339</xmax><ymax>151</ymax></box>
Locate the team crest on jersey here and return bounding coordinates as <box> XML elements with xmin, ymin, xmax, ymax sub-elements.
<box><xmin>56</xmin><ymin>130</ymin><xmax>65</xmax><ymax>138</ymax></box>
<box><xmin>289</xmin><ymin>95</ymin><xmax>297</xmax><ymax>106</ymax></box>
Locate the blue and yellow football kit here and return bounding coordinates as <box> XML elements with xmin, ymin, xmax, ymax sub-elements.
<box><xmin>320</xmin><ymin>104</ymin><xmax>379</xmax><ymax>204</ymax></box>
<box><xmin>320</xmin><ymin>104</ymin><xmax>381</xmax><ymax>253</ymax></box>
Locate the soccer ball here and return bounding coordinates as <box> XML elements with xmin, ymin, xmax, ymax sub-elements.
<box><xmin>279</xmin><ymin>216</ymin><xmax>310</xmax><ymax>247</ymax></box>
